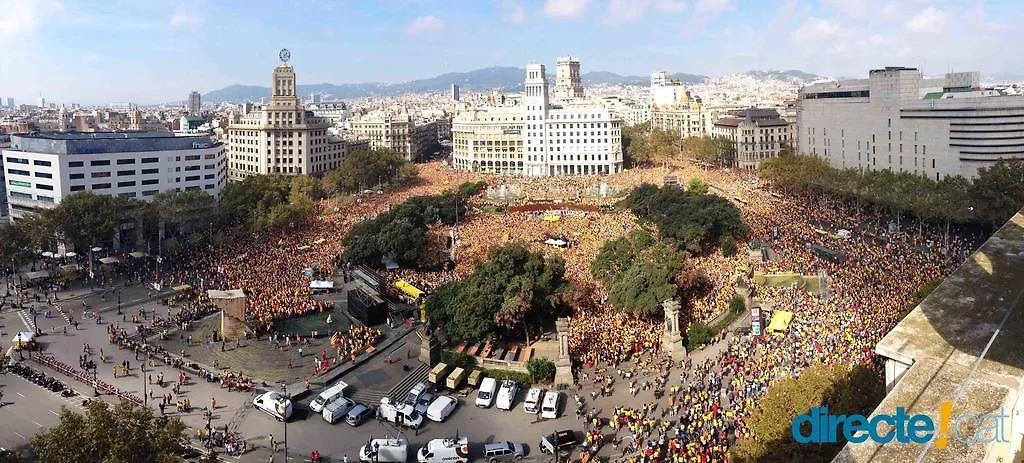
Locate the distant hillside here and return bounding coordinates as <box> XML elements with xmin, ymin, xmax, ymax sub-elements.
<box><xmin>204</xmin><ymin>66</ymin><xmax>708</xmax><ymax>103</ymax></box>
<box><xmin>745</xmin><ymin>70</ymin><xmax>821</xmax><ymax>83</ymax></box>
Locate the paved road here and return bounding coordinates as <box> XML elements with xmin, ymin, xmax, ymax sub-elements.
<box><xmin>0</xmin><ymin>369</ymin><xmax>88</xmax><ymax>456</ymax></box>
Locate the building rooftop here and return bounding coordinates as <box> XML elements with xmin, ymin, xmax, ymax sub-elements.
<box><xmin>835</xmin><ymin>211</ymin><xmax>1024</xmax><ymax>463</ymax></box>
<box><xmin>7</xmin><ymin>132</ymin><xmax>220</xmax><ymax>155</ymax></box>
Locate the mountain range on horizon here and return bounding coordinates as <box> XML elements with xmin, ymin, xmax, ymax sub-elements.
<box><xmin>201</xmin><ymin>67</ymin><xmax>823</xmax><ymax>104</ymax></box>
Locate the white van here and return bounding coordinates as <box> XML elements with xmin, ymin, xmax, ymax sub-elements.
<box><xmin>495</xmin><ymin>379</ymin><xmax>519</xmax><ymax>411</ymax></box>
<box><xmin>359</xmin><ymin>437</ymin><xmax>408</xmax><ymax>463</ymax></box>
<box><xmin>405</xmin><ymin>382</ymin><xmax>428</xmax><ymax>406</ymax></box>
<box><xmin>379</xmin><ymin>397</ymin><xmax>424</xmax><ymax>429</ymax></box>
<box><xmin>426</xmin><ymin>395</ymin><xmax>458</xmax><ymax>422</ymax></box>
<box><xmin>417</xmin><ymin>436</ymin><xmax>469</xmax><ymax>463</ymax></box>
<box><xmin>523</xmin><ymin>387</ymin><xmax>544</xmax><ymax>414</ymax></box>
<box><xmin>310</xmin><ymin>380</ymin><xmax>349</xmax><ymax>413</ymax></box>
<box><xmin>321</xmin><ymin>398</ymin><xmax>357</xmax><ymax>424</ymax></box>
<box><xmin>540</xmin><ymin>391</ymin><xmax>560</xmax><ymax>419</ymax></box>
<box><xmin>476</xmin><ymin>377</ymin><xmax>497</xmax><ymax>408</ymax></box>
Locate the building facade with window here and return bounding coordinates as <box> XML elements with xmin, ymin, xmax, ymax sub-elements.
<box><xmin>711</xmin><ymin>108</ymin><xmax>793</xmax><ymax>170</ymax></box>
<box><xmin>1</xmin><ymin>132</ymin><xmax>227</xmax><ymax>221</ymax></box>
<box><xmin>347</xmin><ymin>112</ymin><xmax>439</xmax><ymax>161</ymax></box>
<box><xmin>227</xmin><ymin>58</ymin><xmax>352</xmax><ymax>180</ymax></box>
<box><xmin>798</xmin><ymin>67</ymin><xmax>1024</xmax><ymax>180</ymax></box>
<box><xmin>451</xmin><ymin>61</ymin><xmax>623</xmax><ymax>176</ymax></box>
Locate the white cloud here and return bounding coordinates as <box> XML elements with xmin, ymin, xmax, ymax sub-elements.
<box><xmin>82</xmin><ymin>53</ymin><xmax>98</xmax><ymax>64</ymax></box>
<box><xmin>904</xmin><ymin>6</ymin><xmax>949</xmax><ymax>34</ymax></box>
<box><xmin>0</xmin><ymin>0</ymin><xmax>61</xmax><ymax>38</ymax></box>
<box><xmin>169</xmin><ymin>7</ymin><xmax>203</xmax><ymax>31</ymax></box>
<box><xmin>819</xmin><ymin>0</ymin><xmax>873</xmax><ymax>19</ymax></box>
<box><xmin>693</xmin><ymin>0</ymin><xmax>733</xmax><ymax>15</ymax></box>
<box><xmin>502</xmin><ymin>1</ymin><xmax>527</xmax><ymax>24</ymax></box>
<box><xmin>607</xmin><ymin>0</ymin><xmax>687</xmax><ymax>23</ymax></box>
<box><xmin>790</xmin><ymin>17</ymin><xmax>842</xmax><ymax>42</ymax></box>
<box><xmin>544</xmin><ymin>0</ymin><xmax>589</xmax><ymax>20</ymax></box>
<box><xmin>405</xmin><ymin>15</ymin><xmax>443</xmax><ymax>35</ymax></box>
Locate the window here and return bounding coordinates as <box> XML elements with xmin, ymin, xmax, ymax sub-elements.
<box><xmin>184</xmin><ymin>165</ymin><xmax>200</xmax><ymax>171</ymax></box>
<box><xmin>116</xmin><ymin>158</ymin><xmax>136</xmax><ymax>165</ymax></box>
<box><xmin>204</xmin><ymin>164</ymin><xmax>216</xmax><ymax>170</ymax></box>
<box><xmin>91</xmin><ymin>171</ymin><xmax>110</xmax><ymax>178</ymax></box>
<box><xmin>185</xmin><ymin>175</ymin><xmax>200</xmax><ymax>182</ymax></box>
<box><xmin>142</xmin><ymin>190</ymin><xmax>158</xmax><ymax>197</ymax></box>
<box><xmin>33</xmin><ymin>160</ymin><xmax>52</xmax><ymax>167</ymax></box>
<box><xmin>90</xmin><ymin>160</ymin><xmax>110</xmax><ymax>166</ymax></box>
<box><xmin>118</xmin><ymin>192</ymin><xmax>137</xmax><ymax>198</ymax></box>
<box><xmin>185</xmin><ymin>155</ymin><xmax>201</xmax><ymax>161</ymax></box>
<box><xmin>34</xmin><ymin>172</ymin><xmax>52</xmax><ymax>179</ymax></box>
<box><xmin>117</xmin><ymin>181</ymin><xmax>136</xmax><ymax>188</ymax></box>
<box><xmin>7</xmin><ymin>169</ymin><xmax>29</xmax><ymax>176</ymax></box>
<box><xmin>70</xmin><ymin>173</ymin><xmax>85</xmax><ymax>180</ymax></box>
<box><xmin>91</xmin><ymin>183</ymin><xmax>111</xmax><ymax>190</ymax></box>
<box><xmin>10</xmin><ymin>191</ymin><xmax>31</xmax><ymax>199</ymax></box>
<box><xmin>8</xmin><ymin>180</ymin><xmax>31</xmax><ymax>187</ymax></box>
<box><xmin>141</xmin><ymin>179</ymin><xmax>159</xmax><ymax>186</ymax></box>
<box><xmin>204</xmin><ymin>174</ymin><xmax>215</xmax><ymax>180</ymax></box>
<box><xmin>70</xmin><ymin>185</ymin><xmax>86</xmax><ymax>192</ymax></box>
<box><xmin>36</xmin><ymin>184</ymin><xmax>53</xmax><ymax>191</ymax></box>
<box><xmin>116</xmin><ymin>170</ymin><xmax>135</xmax><ymax>176</ymax></box>
<box><xmin>141</xmin><ymin>157</ymin><xmax>159</xmax><ymax>164</ymax></box>
<box><xmin>37</xmin><ymin>195</ymin><xmax>54</xmax><ymax>203</ymax></box>
<box><xmin>141</xmin><ymin>168</ymin><xmax>159</xmax><ymax>175</ymax></box>
<box><xmin>68</xmin><ymin>161</ymin><xmax>84</xmax><ymax>168</ymax></box>
<box><xmin>204</xmin><ymin>184</ymin><xmax>215</xmax><ymax>190</ymax></box>
<box><xmin>7</xmin><ymin>157</ymin><xmax>28</xmax><ymax>164</ymax></box>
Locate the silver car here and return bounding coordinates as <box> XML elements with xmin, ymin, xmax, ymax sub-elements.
<box><xmin>483</xmin><ymin>441</ymin><xmax>525</xmax><ymax>462</ymax></box>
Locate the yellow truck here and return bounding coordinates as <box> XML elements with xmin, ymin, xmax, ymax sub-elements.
<box><xmin>429</xmin><ymin>362</ymin><xmax>451</xmax><ymax>385</ymax></box>
<box><xmin>446</xmin><ymin>367</ymin><xmax>467</xmax><ymax>390</ymax></box>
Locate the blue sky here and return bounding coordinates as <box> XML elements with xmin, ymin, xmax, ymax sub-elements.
<box><xmin>1</xmin><ymin>0</ymin><xmax>1022</xmax><ymax>104</ymax></box>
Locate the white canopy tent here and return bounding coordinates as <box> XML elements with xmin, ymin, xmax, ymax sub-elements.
<box><xmin>22</xmin><ymin>270</ymin><xmax>50</xmax><ymax>280</ymax></box>
<box><xmin>309</xmin><ymin>280</ymin><xmax>335</xmax><ymax>289</ymax></box>
<box><xmin>64</xmin><ymin>252</ymin><xmax>77</xmax><ymax>258</ymax></box>
<box><xmin>543</xmin><ymin>238</ymin><xmax>568</xmax><ymax>248</ymax></box>
<box><xmin>99</xmin><ymin>257</ymin><xmax>120</xmax><ymax>264</ymax></box>
<box><xmin>91</xmin><ymin>247</ymin><xmax>103</xmax><ymax>252</ymax></box>
<box><xmin>128</xmin><ymin>252</ymin><xmax>147</xmax><ymax>258</ymax></box>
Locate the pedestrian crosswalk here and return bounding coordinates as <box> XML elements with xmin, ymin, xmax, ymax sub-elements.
<box><xmin>17</xmin><ymin>309</ymin><xmax>35</xmax><ymax>331</ymax></box>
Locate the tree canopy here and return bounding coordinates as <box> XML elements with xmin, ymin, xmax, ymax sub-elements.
<box><xmin>341</xmin><ymin>193</ymin><xmax>467</xmax><ymax>267</ymax></box>
<box><xmin>319</xmin><ymin>148</ymin><xmax>418</xmax><ymax>195</ymax></box>
<box><xmin>626</xmin><ymin>183</ymin><xmax>748</xmax><ymax>249</ymax></box>
<box><xmin>424</xmin><ymin>243</ymin><xmax>566</xmax><ymax>341</ymax></box>
<box><xmin>621</xmin><ymin>123</ymin><xmax>682</xmax><ymax>167</ymax></box>
<box><xmin>732</xmin><ymin>363</ymin><xmax>884</xmax><ymax>463</ymax></box>
<box><xmin>684</xmin><ymin>135</ymin><xmax>737</xmax><ymax>165</ymax></box>
<box><xmin>47</xmin><ymin>192</ymin><xmax>122</xmax><ymax>252</ymax></box>
<box><xmin>31</xmin><ymin>400</ymin><xmax>188</xmax><ymax>463</ymax></box>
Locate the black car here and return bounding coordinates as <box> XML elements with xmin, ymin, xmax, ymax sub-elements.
<box><xmin>345</xmin><ymin>403</ymin><xmax>375</xmax><ymax>426</ymax></box>
<box><xmin>540</xmin><ymin>430</ymin><xmax>579</xmax><ymax>454</ymax></box>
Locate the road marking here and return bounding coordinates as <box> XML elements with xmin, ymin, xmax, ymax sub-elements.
<box><xmin>13</xmin><ymin>432</ymin><xmax>25</xmax><ymax>440</ymax></box>
<box><xmin>32</xmin><ymin>420</ymin><xmax>43</xmax><ymax>427</ymax></box>
<box><xmin>16</xmin><ymin>392</ymin><xmax>26</xmax><ymax>398</ymax></box>
<box><xmin>49</xmin><ymin>409</ymin><xmax>59</xmax><ymax>416</ymax></box>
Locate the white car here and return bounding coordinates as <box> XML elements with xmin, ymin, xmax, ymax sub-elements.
<box><xmin>426</xmin><ymin>395</ymin><xmax>458</xmax><ymax>422</ymax></box>
<box><xmin>253</xmin><ymin>391</ymin><xmax>293</xmax><ymax>421</ymax></box>
<box><xmin>495</xmin><ymin>379</ymin><xmax>520</xmax><ymax>411</ymax></box>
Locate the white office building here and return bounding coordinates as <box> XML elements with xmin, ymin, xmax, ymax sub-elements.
<box><xmin>451</xmin><ymin>61</ymin><xmax>623</xmax><ymax>176</ymax></box>
<box><xmin>2</xmin><ymin>132</ymin><xmax>227</xmax><ymax>221</ymax></box>
<box><xmin>798</xmin><ymin>67</ymin><xmax>1024</xmax><ymax>180</ymax></box>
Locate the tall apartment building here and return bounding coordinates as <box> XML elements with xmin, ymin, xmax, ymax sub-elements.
<box><xmin>649</xmin><ymin>71</ymin><xmax>715</xmax><ymax>137</ymax></box>
<box><xmin>1</xmin><ymin>132</ymin><xmax>227</xmax><ymax>221</ymax></box>
<box><xmin>226</xmin><ymin>55</ymin><xmax>353</xmax><ymax>180</ymax></box>
<box><xmin>451</xmin><ymin>84</ymin><xmax>460</xmax><ymax>102</ymax></box>
<box><xmin>554</xmin><ymin>57</ymin><xmax>584</xmax><ymax>101</ymax></box>
<box><xmin>451</xmin><ymin>60</ymin><xmax>623</xmax><ymax>176</ymax></box>
<box><xmin>798</xmin><ymin>67</ymin><xmax>1024</xmax><ymax>180</ymax></box>
<box><xmin>188</xmin><ymin>91</ymin><xmax>201</xmax><ymax>115</ymax></box>
<box><xmin>711</xmin><ymin>108</ymin><xmax>793</xmax><ymax>170</ymax></box>
<box><xmin>0</xmin><ymin>134</ymin><xmax>8</xmax><ymax>222</ymax></box>
<box><xmin>347</xmin><ymin>112</ymin><xmax>438</xmax><ymax>161</ymax></box>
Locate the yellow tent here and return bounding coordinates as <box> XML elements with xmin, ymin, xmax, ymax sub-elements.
<box><xmin>393</xmin><ymin>280</ymin><xmax>424</xmax><ymax>300</ymax></box>
<box><xmin>542</xmin><ymin>214</ymin><xmax>560</xmax><ymax>222</ymax></box>
<box><xmin>767</xmin><ymin>310</ymin><xmax>794</xmax><ymax>334</ymax></box>
<box><xmin>313</xmin><ymin>238</ymin><xmax>326</xmax><ymax>245</ymax></box>
<box><xmin>172</xmin><ymin>284</ymin><xmax>192</xmax><ymax>292</ymax></box>
<box><xmin>296</xmin><ymin>245</ymin><xmax>311</xmax><ymax>251</ymax></box>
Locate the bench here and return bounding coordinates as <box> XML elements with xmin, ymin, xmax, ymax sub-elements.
<box><xmin>523</xmin><ymin>347</ymin><xmax>535</xmax><ymax>362</ymax></box>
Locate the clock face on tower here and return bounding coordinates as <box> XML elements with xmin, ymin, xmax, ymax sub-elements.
<box><xmin>279</xmin><ymin>49</ymin><xmax>291</xmax><ymax>63</ymax></box>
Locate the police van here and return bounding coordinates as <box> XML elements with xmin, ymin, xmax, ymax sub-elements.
<box><xmin>417</xmin><ymin>436</ymin><xmax>469</xmax><ymax>463</ymax></box>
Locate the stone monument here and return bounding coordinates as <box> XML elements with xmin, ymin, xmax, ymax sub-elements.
<box><xmin>554</xmin><ymin>317</ymin><xmax>574</xmax><ymax>386</ymax></box>
<box><xmin>207</xmin><ymin>289</ymin><xmax>249</xmax><ymax>341</ymax></box>
<box><xmin>419</xmin><ymin>327</ymin><xmax>441</xmax><ymax>366</ymax></box>
<box><xmin>661</xmin><ymin>299</ymin><xmax>687</xmax><ymax>361</ymax></box>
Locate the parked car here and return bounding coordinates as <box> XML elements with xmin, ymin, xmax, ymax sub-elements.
<box><xmin>523</xmin><ymin>387</ymin><xmax>544</xmax><ymax>414</ymax></box>
<box><xmin>426</xmin><ymin>395</ymin><xmax>458</xmax><ymax>422</ymax></box>
<box><xmin>346</xmin><ymin>403</ymin><xmax>375</xmax><ymax>426</ymax></box>
<box><xmin>476</xmin><ymin>377</ymin><xmax>497</xmax><ymax>408</ymax></box>
<box><xmin>253</xmin><ymin>391</ymin><xmax>293</xmax><ymax>421</ymax></box>
<box><xmin>415</xmin><ymin>391</ymin><xmax>437</xmax><ymax>415</ymax></box>
<box><xmin>495</xmin><ymin>379</ymin><xmax>519</xmax><ymax>410</ymax></box>
<box><xmin>405</xmin><ymin>382</ymin><xmax>428</xmax><ymax>406</ymax></box>
<box><xmin>483</xmin><ymin>441</ymin><xmax>525</xmax><ymax>462</ymax></box>
<box><xmin>322</xmin><ymin>397</ymin><xmax>357</xmax><ymax>424</ymax></box>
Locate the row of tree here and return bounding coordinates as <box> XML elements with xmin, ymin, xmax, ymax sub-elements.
<box><xmin>626</xmin><ymin>183</ymin><xmax>749</xmax><ymax>251</ymax></box>
<box><xmin>621</xmin><ymin>122</ymin><xmax>738</xmax><ymax>167</ymax></box>
<box><xmin>758</xmin><ymin>154</ymin><xmax>1024</xmax><ymax>227</ymax></box>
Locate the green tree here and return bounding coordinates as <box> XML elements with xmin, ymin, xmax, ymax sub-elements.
<box><xmin>0</xmin><ymin>221</ymin><xmax>35</xmax><ymax>271</ymax></box>
<box><xmin>49</xmin><ymin>192</ymin><xmax>120</xmax><ymax>252</ymax></box>
<box><xmin>969</xmin><ymin>160</ymin><xmax>1024</xmax><ymax>226</ymax></box>
<box><xmin>376</xmin><ymin>217</ymin><xmax>429</xmax><ymax>266</ymax></box>
<box><xmin>686</xmin><ymin>322</ymin><xmax>713</xmax><ymax>349</ymax></box>
<box><xmin>0</xmin><ymin>449</ymin><xmax>26</xmax><ymax>463</ymax></box>
<box><xmin>424</xmin><ymin>243</ymin><xmax>566</xmax><ymax>341</ymax></box>
<box><xmin>458</xmin><ymin>181</ymin><xmax>488</xmax><ymax>197</ymax></box>
<box><xmin>733</xmin><ymin>363</ymin><xmax>884</xmax><ymax>463</ymax></box>
<box><xmin>217</xmin><ymin>174</ymin><xmax>291</xmax><ymax>227</ymax></box>
<box><xmin>324</xmin><ymin>148</ymin><xmax>415</xmax><ymax>193</ymax></box>
<box><xmin>31</xmin><ymin>400</ymin><xmax>188</xmax><ymax>463</ymax></box>
<box><xmin>526</xmin><ymin>357</ymin><xmax>556</xmax><ymax>383</ymax></box>
<box><xmin>686</xmin><ymin>177</ymin><xmax>710</xmax><ymax>195</ymax></box>
<box><xmin>626</xmin><ymin>184</ymin><xmax>748</xmax><ymax>248</ymax></box>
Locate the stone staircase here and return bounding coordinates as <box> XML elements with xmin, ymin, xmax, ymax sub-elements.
<box><xmin>349</xmin><ymin>387</ymin><xmax>389</xmax><ymax>405</ymax></box>
<box><xmin>385</xmin><ymin>363</ymin><xmax>430</xmax><ymax>402</ymax></box>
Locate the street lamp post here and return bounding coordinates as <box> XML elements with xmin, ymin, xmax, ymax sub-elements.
<box><xmin>142</xmin><ymin>361</ymin><xmax>147</xmax><ymax>408</ymax></box>
<box><xmin>281</xmin><ymin>382</ymin><xmax>288</xmax><ymax>462</ymax></box>
<box><xmin>117</xmin><ymin>291</ymin><xmax>122</xmax><ymax>315</ymax></box>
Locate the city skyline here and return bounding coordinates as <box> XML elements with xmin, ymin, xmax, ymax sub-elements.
<box><xmin>1</xmin><ymin>0</ymin><xmax>1022</xmax><ymax>104</ymax></box>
